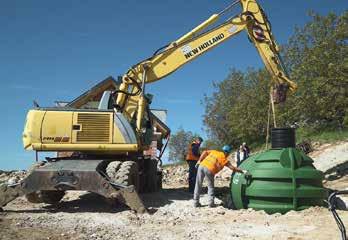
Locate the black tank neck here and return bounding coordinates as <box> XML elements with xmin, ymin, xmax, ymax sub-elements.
<box><xmin>271</xmin><ymin>128</ymin><xmax>296</xmax><ymax>149</ymax></box>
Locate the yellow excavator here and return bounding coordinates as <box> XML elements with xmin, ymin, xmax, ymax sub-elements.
<box><xmin>0</xmin><ymin>0</ymin><xmax>296</xmax><ymax>213</ymax></box>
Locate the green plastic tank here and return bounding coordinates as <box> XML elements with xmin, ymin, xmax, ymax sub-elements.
<box><xmin>230</xmin><ymin>128</ymin><xmax>328</xmax><ymax>214</ymax></box>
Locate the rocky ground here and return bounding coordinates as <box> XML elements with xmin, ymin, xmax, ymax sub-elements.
<box><xmin>0</xmin><ymin>142</ymin><xmax>347</xmax><ymax>240</ymax></box>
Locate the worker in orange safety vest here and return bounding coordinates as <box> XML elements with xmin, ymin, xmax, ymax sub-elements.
<box><xmin>185</xmin><ymin>137</ymin><xmax>203</xmax><ymax>193</ymax></box>
<box><xmin>193</xmin><ymin>145</ymin><xmax>247</xmax><ymax>208</ymax></box>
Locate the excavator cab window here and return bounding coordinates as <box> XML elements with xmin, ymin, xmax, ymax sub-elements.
<box><xmin>98</xmin><ymin>91</ymin><xmax>114</xmax><ymax>110</ymax></box>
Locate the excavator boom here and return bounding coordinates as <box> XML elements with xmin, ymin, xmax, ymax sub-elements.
<box><xmin>115</xmin><ymin>0</ymin><xmax>297</xmax><ymax>132</ymax></box>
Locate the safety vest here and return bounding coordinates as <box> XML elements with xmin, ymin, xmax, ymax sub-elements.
<box><xmin>186</xmin><ymin>142</ymin><xmax>199</xmax><ymax>161</ymax></box>
<box><xmin>200</xmin><ymin>150</ymin><xmax>228</xmax><ymax>175</ymax></box>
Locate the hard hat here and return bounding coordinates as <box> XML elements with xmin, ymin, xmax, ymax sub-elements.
<box><xmin>222</xmin><ymin>145</ymin><xmax>232</xmax><ymax>153</ymax></box>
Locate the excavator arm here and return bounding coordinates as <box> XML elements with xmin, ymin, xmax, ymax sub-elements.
<box><xmin>115</xmin><ymin>0</ymin><xmax>297</xmax><ymax>132</ymax></box>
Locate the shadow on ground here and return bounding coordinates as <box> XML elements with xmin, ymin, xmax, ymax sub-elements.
<box><xmin>325</xmin><ymin>161</ymin><xmax>348</xmax><ymax>181</ymax></box>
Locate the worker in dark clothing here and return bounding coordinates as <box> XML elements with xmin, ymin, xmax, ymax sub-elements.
<box><xmin>235</xmin><ymin>145</ymin><xmax>246</xmax><ymax>166</ymax></box>
<box><xmin>186</xmin><ymin>137</ymin><xmax>203</xmax><ymax>193</ymax></box>
<box><xmin>242</xmin><ymin>142</ymin><xmax>250</xmax><ymax>158</ymax></box>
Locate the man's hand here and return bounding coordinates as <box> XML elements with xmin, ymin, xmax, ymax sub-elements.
<box><xmin>242</xmin><ymin>170</ymin><xmax>252</xmax><ymax>179</ymax></box>
<box><xmin>195</xmin><ymin>162</ymin><xmax>200</xmax><ymax>168</ymax></box>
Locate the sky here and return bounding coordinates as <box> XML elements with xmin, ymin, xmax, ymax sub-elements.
<box><xmin>0</xmin><ymin>0</ymin><xmax>347</xmax><ymax>170</ymax></box>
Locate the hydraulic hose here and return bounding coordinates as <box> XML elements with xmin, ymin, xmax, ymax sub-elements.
<box><xmin>153</xmin><ymin>43</ymin><xmax>170</xmax><ymax>56</ymax></box>
<box><xmin>328</xmin><ymin>190</ymin><xmax>348</xmax><ymax>240</ymax></box>
<box><xmin>112</xmin><ymin>74</ymin><xmax>143</xmax><ymax>110</ymax></box>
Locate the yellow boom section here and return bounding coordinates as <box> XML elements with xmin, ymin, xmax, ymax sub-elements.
<box><xmin>115</xmin><ymin>0</ymin><xmax>297</xmax><ymax>131</ymax></box>
<box><xmin>125</xmin><ymin>18</ymin><xmax>246</xmax><ymax>86</ymax></box>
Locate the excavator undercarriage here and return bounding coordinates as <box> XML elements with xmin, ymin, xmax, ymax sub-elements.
<box><xmin>0</xmin><ymin>158</ymin><xmax>151</xmax><ymax>213</ymax></box>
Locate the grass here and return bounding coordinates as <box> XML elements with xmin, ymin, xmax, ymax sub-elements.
<box><xmin>295</xmin><ymin>128</ymin><xmax>348</xmax><ymax>143</ymax></box>
<box><xmin>244</xmin><ymin>128</ymin><xmax>348</xmax><ymax>154</ymax></box>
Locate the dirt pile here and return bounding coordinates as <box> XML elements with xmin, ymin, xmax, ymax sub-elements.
<box><xmin>0</xmin><ymin>170</ymin><xmax>26</xmax><ymax>184</ymax></box>
<box><xmin>310</xmin><ymin>141</ymin><xmax>348</xmax><ymax>174</ymax></box>
<box><xmin>162</xmin><ymin>162</ymin><xmax>233</xmax><ymax>188</ymax></box>
<box><xmin>162</xmin><ymin>165</ymin><xmax>187</xmax><ymax>186</ymax></box>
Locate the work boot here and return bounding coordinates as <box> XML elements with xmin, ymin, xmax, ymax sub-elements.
<box><xmin>193</xmin><ymin>201</ymin><xmax>202</xmax><ymax>208</ymax></box>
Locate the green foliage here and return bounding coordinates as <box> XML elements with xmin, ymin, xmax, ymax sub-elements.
<box><xmin>295</xmin><ymin>127</ymin><xmax>348</xmax><ymax>143</ymax></box>
<box><xmin>168</xmin><ymin>127</ymin><xmax>199</xmax><ymax>162</ymax></box>
<box><xmin>203</xmin><ymin>68</ymin><xmax>271</xmax><ymax>148</ymax></box>
<box><xmin>280</xmin><ymin>11</ymin><xmax>348</xmax><ymax>129</ymax></box>
<box><xmin>246</xmin><ymin>128</ymin><xmax>348</xmax><ymax>153</ymax></box>
<box><xmin>203</xmin><ymin>11</ymin><xmax>348</xmax><ymax>147</ymax></box>
<box><xmin>201</xmin><ymin>139</ymin><xmax>221</xmax><ymax>151</ymax></box>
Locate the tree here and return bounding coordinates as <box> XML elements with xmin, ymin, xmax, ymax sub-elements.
<box><xmin>280</xmin><ymin>11</ymin><xmax>348</xmax><ymax>129</ymax></box>
<box><xmin>168</xmin><ymin>128</ymin><xmax>196</xmax><ymax>162</ymax></box>
<box><xmin>203</xmin><ymin>11</ymin><xmax>348</xmax><ymax>148</ymax></box>
<box><xmin>203</xmin><ymin>68</ymin><xmax>270</xmax><ymax>147</ymax></box>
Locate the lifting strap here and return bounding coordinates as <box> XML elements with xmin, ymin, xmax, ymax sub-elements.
<box><xmin>265</xmin><ymin>87</ymin><xmax>277</xmax><ymax>150</ymax></box>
